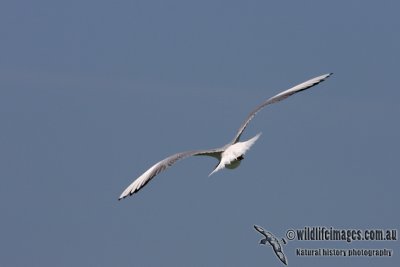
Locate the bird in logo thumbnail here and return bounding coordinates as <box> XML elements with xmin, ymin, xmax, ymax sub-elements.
<box><xmin>254</xmin><ymin>225</ymin><xmax>288</xmax><ymax>265</ymax></box>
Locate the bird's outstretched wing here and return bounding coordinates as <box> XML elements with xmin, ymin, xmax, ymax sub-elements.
<box><xmin>254</xmin><ymin>224</ymin><xmax>268</xmax><ymax>236</ymax></box>
<box><xmin>231</xmin><ymin>73</ymin><xmax>332</xmax><ymax>143</ymax></box>
<box><xmin>119</xmin><ymin>148</ymin><xmax>223</xmax><ymax>200</ymax></box>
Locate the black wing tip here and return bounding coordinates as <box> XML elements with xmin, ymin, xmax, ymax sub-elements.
<box><xmin>320</xmin><ymin>72</ymin><xmax>333</xmax><ymax>80</ymax></box>
<box><xmin>118</xmin><ymin>190</ymin><xmax>137</xmax><ymax>201</ymax></box>
<box><xmin>313</xmin><ymin>72</ymin><xmax>333</xmax><ymax>86</ymax></box>
<box><xmin>254</xmin><ymin>225</ymin><xmax>263</xmax><ymax>232</ymax></box>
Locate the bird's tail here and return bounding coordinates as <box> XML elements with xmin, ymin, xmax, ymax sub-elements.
<box><xmin>208</xmin><ymin>162</ymin><xmax>224</xmax><ymax>177</ymax></box>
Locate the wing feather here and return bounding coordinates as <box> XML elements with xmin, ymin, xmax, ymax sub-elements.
<box><xmin>119</xmin><ymin>148</ymin><xmax>223</xmax><ymax>200</ymax></box>
<box><xmin>232</xmin><ymin>73</ymin><xmax>332</xmax><ymax>143</ymax></box>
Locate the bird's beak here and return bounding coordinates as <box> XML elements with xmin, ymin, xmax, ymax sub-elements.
<box><xmin>259</xmin><ymin>239</ymin><xmax>267</xmax><ymax>245</ymax></box>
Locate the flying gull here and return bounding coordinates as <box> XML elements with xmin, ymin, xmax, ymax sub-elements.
<box><xmin>119</xmin><ymin>73</ymin><xmax>332</xmax><ymax>200</ymax></box>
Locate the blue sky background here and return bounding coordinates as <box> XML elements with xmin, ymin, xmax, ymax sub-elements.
<box><xmin>0</xmin><ymin>1</ymin><xmax>399</xmax><ymax>266</ymax></box>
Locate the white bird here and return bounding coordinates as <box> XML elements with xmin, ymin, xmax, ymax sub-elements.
<box><xmin>119</xmin><ymin>73</ymin><xmax>332</xmax><ymax>200</ymax></box>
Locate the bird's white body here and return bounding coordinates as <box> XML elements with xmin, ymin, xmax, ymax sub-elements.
<box><xmin>119</xmin><ymin>73</ymin><xmax>332</xmax><ymax>200</ymax></box>
<box><xmin>209</xmin><ymin>133</ymin><xmax>261</xmax><ymax>176</ymax></box>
